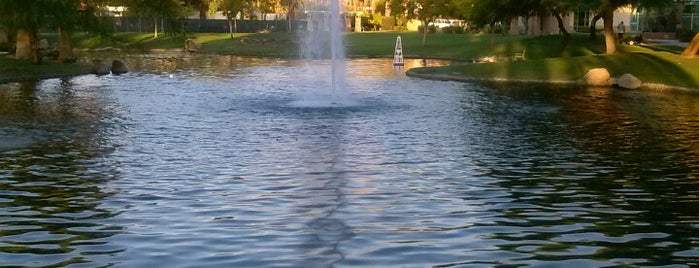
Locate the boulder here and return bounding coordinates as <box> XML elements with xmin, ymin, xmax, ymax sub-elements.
<box><xmin>617</xmin><ymin>73</ymin><xmax>642</xmax><ymax>89</ymax></box>
<box><xmin>185</xmin><ymin>39</ymin><xmax>202</xmax><ymax>52</ymax></box>
<box><xmin>39</xmin><ymin>39</ymin><xmax>50</xmax><ymax>50</ymax></box>
<box><xmin>583</xmin><ymin>68</ymin><xmax>611</xmax><ymax>86</ymax></box>
<box><xmin>111</xmin><ymin>60</ymin><xmax>128</xmax><ymax>75</ymax></box>
<box><xmin>93</xmin><ymin>61</ymin><xmax>111</xmax><ymax>76</ymax></box>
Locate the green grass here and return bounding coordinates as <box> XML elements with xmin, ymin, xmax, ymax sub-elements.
<box><xmin>68</xmin><ymin>31</ymin><xmax>602</xmax><ymax>60</ymax></box>
<box><xmin>346</xmin><ymin>32</ymin><xmax>604</xmax><ymax>60</ymax></box>
<box><xmin>0</xmin><ymin>55</ymin><xmax>93</xmax><ymax>83</ymax></box>
<box><xmin>409</xmin><ymin>41</ymin><xmax>699</xmax><ymax>89</ymax></box>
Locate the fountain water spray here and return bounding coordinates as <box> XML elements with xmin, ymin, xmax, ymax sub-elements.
<box><xmin>297</xmin><ymin>0</ymin><xmax>348</xmax><ymax>107</ymax></box>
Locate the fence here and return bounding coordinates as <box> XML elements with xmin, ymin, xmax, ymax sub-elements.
<box><xmin>108</xmin><ymin>17</ymin><xmax>305</xmax><ymax>34</ymax></box>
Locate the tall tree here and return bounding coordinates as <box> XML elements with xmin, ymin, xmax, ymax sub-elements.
<box><xmin>51</xmin><ymin>0</ymin><xmax>80</xmax><ymax>61</ymax></box>
<box><xmin>280</xmin><ymin>0</ymin><xmax>303</xmax><ymax>32</ymax></box>
<box><xmin>184</xmin><ymin>0</ymin><xmax>211</xmax><ymax>19</ymax></box>
<box><xmin>390</xmin><ymin>0</ymin><xmax>451</xmax><ymax>46</ymax></box>
<box><xmin>0</xmin><ymin>0</ymin><xmax>47</xmax><ymax>63</ymax></box>
<box><xmin>126</xmin><ymin>0</ymin><xmax>188</xmax><ymax>38</ymax></box>
<box><xmin>540</xmin><ymin>0</ymin><xmax>578</xmax><ymax>55</ymax></box>
<box><xmin>210</xmin><ymin>0</ymin><xmax>250</xmax><ymax>38</ymax></box>
<box><xmin>591</xmin><ymin>0</ymin><xmax>672</xmax><ymax>54</ymax></box>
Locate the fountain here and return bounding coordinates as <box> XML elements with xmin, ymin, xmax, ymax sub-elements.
<box><xmin>297</xmin><ymin>0</ymin><xmax>349</xmax><ymax>107</ymax></box>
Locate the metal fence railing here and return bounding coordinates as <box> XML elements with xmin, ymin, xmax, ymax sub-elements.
<box><xmin>108</xmin><ymin>17</ymin><xmax>304</xmax><ymax>33</ymax></box>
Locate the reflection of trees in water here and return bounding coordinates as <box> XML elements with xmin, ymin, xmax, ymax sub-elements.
<box><xmin>468</xmin><ymin>84</ymin><xmax>699</xmax><ymax>266</ymax></box>
<box><xmin>0</xmin><ymin>79</ymin><xmax>123</xmax><ymax>266</ymax></box>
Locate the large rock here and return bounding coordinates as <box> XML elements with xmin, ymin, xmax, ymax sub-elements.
<box><xmin>617</xmin><ymin>73</ymin><xmax>642</xmax><ymax>89</ymax></box>
<box><xmin>111</xmin><ymin>60</ymin><xmax>128</xmax><ymax>75</ymax></box>
<box><xmin>93</xmin><ymin>61</ymin><xmax>111</xmax><ymax>76</ymax></box>
<box><xmin>583</xmin><ymin>68</ymin><xmax>612</xmax><ymax>86</ymax></box>
<box><xmin>185</xmin><ymin>39</ymin><xmax>202</xmax><ymax>52</ymax></box>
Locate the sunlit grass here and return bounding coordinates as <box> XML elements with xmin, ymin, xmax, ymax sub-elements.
<box><xmin>410</xmin><ymin>44</ymin><xmax>699</xmax><ymax>89</ymax></box>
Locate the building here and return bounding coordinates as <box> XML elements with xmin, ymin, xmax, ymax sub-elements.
<box><xmin>509</xmin><ymin>6</ymin><xmax>634</xmax><ymax>36</ymax></box>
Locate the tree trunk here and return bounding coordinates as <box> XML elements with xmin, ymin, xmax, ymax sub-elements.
<box><xmin>15</xmin><ymin>28</ymin><xmax>39</xmax><ymax>63</ymax></box>
<box><xmin>589</xmin><ymin>14</ymin><xmax>602</xmax><ymax>41</ymax></box>
<box><xmin>554</xmin><ymin>13</ymin><xmax>571</xmax><ymax>57</ymax></box>
<box><xmin>154</xmin><ymin>17</ymin><xmax>159</xmax><ymax>38</ymax></box>
<box><xmin>422</xmin><ymin>20</ymin><xmax>428</xmax><ymax>46</ymax></box>
<box><xmin>229</xmin><ymin>19</ymin><xmax>234</xmax><ymax>39</ymax></box>
<box><xmin>676</xmin><ymin>0</ymin><xmax>685</xmax><ymax>32</ymax></box>
<box><xmin>58</xmin><ymin>27</ymin><xmax>74</xmax><ymax>61</ymax></box>
<box><xmin>602</xmin><ymin>10</ymin><xmax>616</xmax><ymax>54</ymax></box>
<box><xmin>681</xmin><ymin>32</ymin><xmax>699</xmax><ymax>58</ymax></box>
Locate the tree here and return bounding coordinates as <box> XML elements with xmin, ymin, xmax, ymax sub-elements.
<box><xmin>126</xmin><ymin>0</ymin><xmax>189</xmax><ymax>38</ymax></box>
<box><xmin>51</xmin><ymin>0</ymin><xmax>81</xmax><ymax>61</ymax></box>
<box><xmin>540</xmin><ymin>0</ymin><xmax>579</xmax><ymax>55</ymax></box>
<box><xmin>254</xmin><ymin>0</ymin><xmax>277</xmax><ymax>21</ymax></box>
<box><xmin>184</xmin><ymin>0</ymin><xmax>211</xmax><ymax>19</ymax></box>
<box><xmin>681</xmin><ymin>33</ymin><xmax>699</xmax><ymax>57</ymax></box>
<box><xmin>390</xmin><ymin>0</ymin><xmax>451</xmax><ymax>46</ymax></box>
<box><xmin>210</xmin><ymin>0</ymin><xmax>250</xmax><ymax>38</ymax></box>
<box><xmin>591</xmin><ymin>0</ymin><xmax>673</xmax><ymax>54</ymax></box>
<box><xmin>280</xmin><ymin>0</ymin><xmax>302</xmax><ymax>32</ymax></box>
<box><xmin>0</xmin><ymin>0</ymin><xmax>47</xmax><ymax>63</ymax></box>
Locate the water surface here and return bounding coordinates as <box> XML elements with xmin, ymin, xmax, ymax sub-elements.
<box><xmin>1</xmin><ymin>55</ymin><xmax>698</xmax><ymax>267</ymax></box>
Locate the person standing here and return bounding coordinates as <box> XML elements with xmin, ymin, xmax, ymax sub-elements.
<box><xmin>617</xmin><ymin>21</ymin><xmax>625</xmax><ymax>43</ymax></box>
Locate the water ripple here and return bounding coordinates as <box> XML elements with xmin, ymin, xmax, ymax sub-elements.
<box><xmin>0</xmin><ymin>56</ymin><xmax>698</xmax><ymax>267</ymax></box>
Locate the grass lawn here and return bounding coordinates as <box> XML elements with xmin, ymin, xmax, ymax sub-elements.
<box><xmin>2</xmin><ymin>31</ymin><xmax>698</xmax><ymax>89</ymax></box>
<box><xmin>409</xmin><ymin>43</ymin><xmax>699</xmax><ymax>89</ymax></box>
<box><xmin>0</xmin><ymin>55</ymin><xmax>93</xmax><ymax>83</ymax></box>
<box><xmin>68</xmin><ymin>31</ymin><xmax>603</xmax><ymax>60</ymax></box>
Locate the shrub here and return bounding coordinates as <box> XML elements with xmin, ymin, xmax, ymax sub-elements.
<box><xmin>677</xmin><ymin>29</ymin><xmax>697</xmax><ymax>42</ymax></box>
<box><xmin>441</xmin><ymin>26</ymin><xmax>456</xmax><ymax>34</ymax></box>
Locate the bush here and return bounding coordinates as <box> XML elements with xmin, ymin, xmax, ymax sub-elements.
<box><xmin>677</xmin><ymin>29</ymin><xmax>697</xmax><ymax>42</ymax></box>
<box><xmin>428</xmin><ymin>25</ymin><xmax>437</xmax><ymax>33</ymax></box>
<box><xmin>381</xmin><ymin>17</ymin><xmax>395</xmax><ymax>31</ymax></box>
<box><xmin>0</xmin><ymin>42</ymin><xmax>14</xmax><ymax>53</ymax></box>
<box><xmin>441</xmin><ymin>26</ymin><xmax>455</xmax><ymax>34</ymax></box>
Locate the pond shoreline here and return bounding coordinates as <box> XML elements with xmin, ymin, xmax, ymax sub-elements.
<box><xmin>1</xmin><ymin>52</ymin><xmax>697</xmax><ymax>94</ymax></box>
<box><xmin>405</xmin><ymin>67</ymin><xmax>699</xmax><ymax>94</ymax></box>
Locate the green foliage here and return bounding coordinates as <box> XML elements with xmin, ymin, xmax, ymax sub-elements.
<box><xmin>677</xmin><ymin>28</ymin><xmax>697</xmax><ymax>42</ymax></box>
<box><xmin>125</xmin><ymin>0</ymin><xmax>189</xmax><ymax>18</ymax></box>
<box><xmin>0</xmin><ymin>0</ymin><xmax>46</xmax><ymax>31</ymax></box>
<box><xmin>441</xmin><ymin>25</ymin><xmax>465</xmax><ymax>34</ymax></box>
<box><xmin>210</xmin><ymin>0</ymin><xmax>249</xmax><ymax>20</ymax></box>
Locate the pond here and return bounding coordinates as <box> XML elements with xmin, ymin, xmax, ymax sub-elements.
<box><xmin>1</xmin><ymin>55</ymin><xmax>698</xmax><ymax>267</ymax></box>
